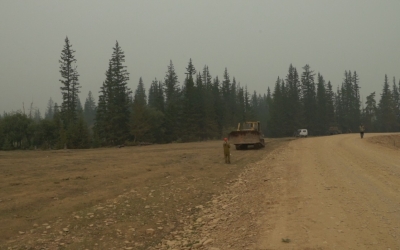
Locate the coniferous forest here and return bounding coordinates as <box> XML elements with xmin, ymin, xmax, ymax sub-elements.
<box><xmin>1</xmin><ymin>37</ymin><xmax>400</xmax><ymax>150</ymax></box>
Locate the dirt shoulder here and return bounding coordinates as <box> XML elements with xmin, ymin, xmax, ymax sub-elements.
<box><xmin>0</xmin><ymin>138</ymin><xmax>289</xmax><ymax>249</ymax></box>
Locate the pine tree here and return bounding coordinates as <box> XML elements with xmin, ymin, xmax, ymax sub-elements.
<box><xmin>95</xmin><ymin>42</ymin><xmax>131</xmax><ymax>145</ymax></box>
<box><xmin>83</xmin><ymin>91</ymin><xmax>96</xmax><ymax>126</ymax></box>
<box><xmin>110</xmin><ymin>41</ymin><xmax>131</xmax><ymax>144</ymax></box>
<box><xmin>45</xmin><ymin>98</ymin><xmax>54</xmax><ymax>120</ymax></box>
<box><xmin>265</xmin><ymin>87</ymin><xmax>273</xmax><ymax>137</ymax></box>
<box><xmin>351</xmin><ymin>71</ymin><xmax>361</xmax><ymax>130</ymax></box>
<box><xmin>326</xmin><ymin>81</ymin><xmax>336</xmax><ymax>127</ymax></box>
<box><xmin>270</xmin><ymin>77</ymin><xmax>284</xmax><ymax>137</ymax></box>
<box><xmin>181</xmin><ymin>59</ymin><xmax>198</xmax><ymax>141</ymax></box>
<box><xmin>301</xmin><ymin>65</ymin><xmax>317</xmax><ymax>134</ymax></box>
<box><xmin>163</xmin><ymin>60</ymin><xmax>180</xmax><ymax>142</ymax></box>
<box><xmin>67</xmin><ymin>117</ymin><xmax>90</xmax><ymax>149</ymax></box>
<box><xmin>285</xmin><ymin>64</ymin><xmax>302</xmax><ymax>134</ymax></box>
<box><xmin>94</xmin><ymin>79</ymin><xmax>108</xmax><ymax>145</ymax></box>
<box><xmin>194</xmin><ymin>72</ymin><xmax>206</xmax><ymax>139</ymax></box>
<box><xmin>202</xmin><ymin>66</ymin><xmax>218</xmax><ymax>139</ymax></box>
<box><xmin>315</xmin><ymin>73</ymin><xmax>327</xmax><ymax>135</ymax></box>
<box><xmin>59</xmin><ymin>36</ymin><xmax>80</xmax><ymax>126</ymax></box>
<box><xmin>392</xmin><ymin>77</ymin><xmax>400</xmax><ymax>131</ymax></box>
<box><xmin>148</xmin><ymin>78</ymin><xmax>164</xmax><ymax>112</ymax></box>
<box><xmin>212</xmin><ymin>76</ymin><xmax>224</xmax><ymax>137</ymax></box>
<box><xmin>76</xmin><ymin>97</ymin><xmax>83</xmax><ymax>117</ymax></box>
<box><xmin>377</xmin><ymin>75</ymin><xmax>397</xmax><ymax>132</ymax></box>
<box><xmin>364</xmin><ymin>92</ymin><xmax>377</xmax><ymax>131</ymax></box>
<box><xmin>221</xmin><ymin>68</ymin><xmax>231</xmax><ymax>127</ymax></box>
<box><xmin>130</xmin><ymin>77</ymin><xmax>149</xmax><ymax>142</ymax></box>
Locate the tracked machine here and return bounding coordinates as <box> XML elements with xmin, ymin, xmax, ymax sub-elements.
<box><xmin>228</xmin><ymin>121</ymin><xmax>265</xmax><ymax>150</ymax></box>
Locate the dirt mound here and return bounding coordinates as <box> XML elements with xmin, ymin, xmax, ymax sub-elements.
<box><xmin>367</xmin><ymin>134</ymin><xmax>400</xmax><ymax>150</ymax></box>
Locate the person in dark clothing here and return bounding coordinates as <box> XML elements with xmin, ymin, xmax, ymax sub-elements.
<box><xmin>223</xmin><ymin>138</ymin><xmax>231</xmax><ymax>164</ymax></box>
<box><xmin>359</xmin><ymin>124</ymin><xmax>365</xmax><ymax>138</ymax></box>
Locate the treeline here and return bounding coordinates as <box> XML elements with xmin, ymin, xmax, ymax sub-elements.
<box><xmin>268</xmin><ymin>64</ymin><xmax>400</xmax><ymax>136</ymax></box>
<box><xmin>0</xmin><ymin>37</ymin><xmax>399</xmax><ymax>150</ymax></box>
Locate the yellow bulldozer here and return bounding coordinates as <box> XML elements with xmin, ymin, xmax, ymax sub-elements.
<box><xmin>228</xmin><ymin>121</ymin><xmax>265</xmax><ymax>150</ymax></box>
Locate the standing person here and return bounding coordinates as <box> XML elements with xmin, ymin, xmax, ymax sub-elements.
<box><xmin>223</xmin><ymin>138</ymin><xmax>231</xmax><ymax>164</ymax></box>
<box><xmin>359</xmin><ymin>124</ymin><xmax>365</xmax><ymax>139</ymax></box>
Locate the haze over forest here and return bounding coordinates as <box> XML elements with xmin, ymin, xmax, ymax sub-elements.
<box><xmin>1</xmin><ymin>1</ymin><xmax>399</xmax><ymax>114</ymax></box>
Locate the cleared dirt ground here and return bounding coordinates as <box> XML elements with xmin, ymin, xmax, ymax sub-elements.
<box><xmin>0</xmin><ymin>139</ymin><xmax>287</xmax><ymax>249</ymax></box>
<box><xmin>2</xmin><ymin>134</ymin><xmax>400</xmax><ymax>250</ymax></box>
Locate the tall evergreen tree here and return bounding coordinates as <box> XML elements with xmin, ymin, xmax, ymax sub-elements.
<box><xmin>202</xmin><ymin>66</ymin><xmax>218</xmax><ymax>139</ymax></box>
<box><xmin>131</xmin><ymin>77</ymin><xmax>150</xmax><ymax>142</ymax></box>
<box><xmin>212</xmin><ymin>76</ymin><xmax>224</xmax><ymax>137</ymax></box>
<box><xmin>285</xmin><ymin>64</ymin><xmax>302</xmax><ymax>134</ymax></box>
<box><xmin>181</xmin><ymin>59</ymin><xmax>199</xmax><ymax>141</ymax></box>
<box><xmin>316</xmin><ymin>73</ymin><xmax>328</xmax><ymax>135</ymax></box>
<box><xmin>110</xmin><ymin>41</ymin><xmax>131</xmax><ymax>144</ymax></box>
<box><xmin>59</xmin><ymin>36</ymin><xmax>80</xmax><ymax>126</ymax></box>
<box><xmin>301</xmin><ymin>65</ymin><xmax>317</xmax><ymax>134</ymax></box>
<box><xmin>45</xmin><ymin>98</ymin><xmax>54</xmax><ymax>120</ymax></box>
<box><xmin>392</xmin><ymin>77</ymin><xmax>400</xmax><ymax>131</ymax></box>
<box><xmin>163</xmin><ymin>60</ymin><xmax>181</xmax><ymax>142</ymax></box>
<box><xmin>94</xmin><ymin>42</ymin><xmax>131</xmax><ymax>145</ymax></box>
<box><xmin>221</xmin><ymin>68</ymin><xmax>231</xmax><ymax>127</ymax></box>
<box><xmin>363</xmin><ymin>92</ymin><xmax>377</xmax><ymax>131</ymax></box>
<box><xmin>377</xmin><ymin>75</ymin><xmax>397</xmax><ymax>132</ymax></box>
<box><xmin>351</xmin><ymin>71</ymin><xmax>361</xmax><ymax>129</ymax></box>
<box><xmin>148</xmin><ymin>78</ymin><xmax>165</xmax><ymax>113</ymax></box>
<box><xmin>326</xmin><ymin>81</ymin><xmax>336</xmax><ymax>127</ymax></box>
<box><xmin>269</xmin><ymin>77</ymin><xmax>284</xmax><ymax>137</ymax></box>
<box><xmin>83</xmin><ymin>91</ymin><xmax>96</xmax><ymax>126</ymax></box>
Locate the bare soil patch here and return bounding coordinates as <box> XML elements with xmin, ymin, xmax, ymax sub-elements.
<box><xmin>0</xmin><ymin>139</ymin><xmax>288</xmax><ymax>249</ymax></box>
<box><xmin>366</xmin><ymin>134</ymin><xmax>400</xmax><ymax>150</ymax></box>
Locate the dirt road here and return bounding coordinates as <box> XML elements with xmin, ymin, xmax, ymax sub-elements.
<box><xmin>158</xmin><ymin>133</ymin><xmax>400</xmax><ymax>250</ymax></box>
<box><xmin>256</xmin><ymin>133</ymin><xmax>400</xmax><ymax>249</ymax></box>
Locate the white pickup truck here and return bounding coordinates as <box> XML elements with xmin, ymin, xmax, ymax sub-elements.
<box><xmin>296</xmin><ymin>129</ymin><xmax>308</xmax><ymax>137</ymax></box>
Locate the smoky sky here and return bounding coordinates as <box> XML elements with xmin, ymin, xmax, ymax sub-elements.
<box><xmin>1</xmin><ymin>1</ymin><xmax>399</xmax><ymax>114</ymax></box>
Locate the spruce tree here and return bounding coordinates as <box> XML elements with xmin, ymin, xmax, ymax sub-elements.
<box><xmin>45</xmin><ymin>98</ymin><xmax>54</xmax><ymax>120</ymax></box>
<box><xmin>130</xmin><ymin>77</ymin><xmax>148</xmax><ymax>142</ymax></box>
<box><xmin>202</xmin><ymin>66</ymin><xmax>218</xmax><ymax>139</ymax></box>
<box><xmin>285</xmin><ymin>64</ymin><xmax>302</xmax><ymax>134</ymax></box>
<box><xmin>392</xmin><ymin>77</ymin><xmax>400</xmax><ymax>131</ymax></box>
<box><xmin>181</xmin><ymin>59</ymin><xmax>198</xmax><ymax>141</ymax></box>
<box><xmin>378</xmin><ymin>75</ymin><xmax>397</xmax><ymax>131</ymax></box>
<box><xmin>83</xmin><ymin>91</ymin><xmax>96</xmax><ymax>126</ymax></box>
<box><xmin>326</xmin><ymin>81</ymin><xmax>336</xmax><ymax>127</ymax></box>
<box><xmin>364</xmin><ymin>92</ymin><xmax>377</xmax><ymax>131</ymax></box>
<box><xmin>148</xmin><ymin>78</ymin><xmax>164</xmax><ymax>112</ymax></box>
<box><xmin>110</xmin><ymin>41</ymin><xmax>131</xmax><ymax>144</ymax></box>
<box><xmin>301</xmin><ymin>65</ymin><xmax>317</xmax><ymax>134</ymax></box>
<box><xmin>212</xmin><ymin>76</ymin><xmax>224</xmax><ymax>137</ymax></box>
<box><xmin>163</xmin><ymin>60</ymin><xmax>180</xmax><ymax>142</ymax></box>
<box><xmin>221</xmin><ymin>68</ymin><xmax>231</xmax><ymax>127</ymax></box>
<box><xmin>94</xmin><ymin>42</ymin><xmax>131</xmax><ymax>145</ymax></box>
<box><xmin>194</xmin><ymin>72</ymin><xmax>206</xmax><ymax>139</ymax></box>
<box><xmin>59</xmin><ymin>36</ymin><xmax>80</xmax><ymax>126</ymax></box>
<box><xmin>270</xmin><ymin>77</ymin><xmax>284</xmax><ymax>137</ymax></box>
